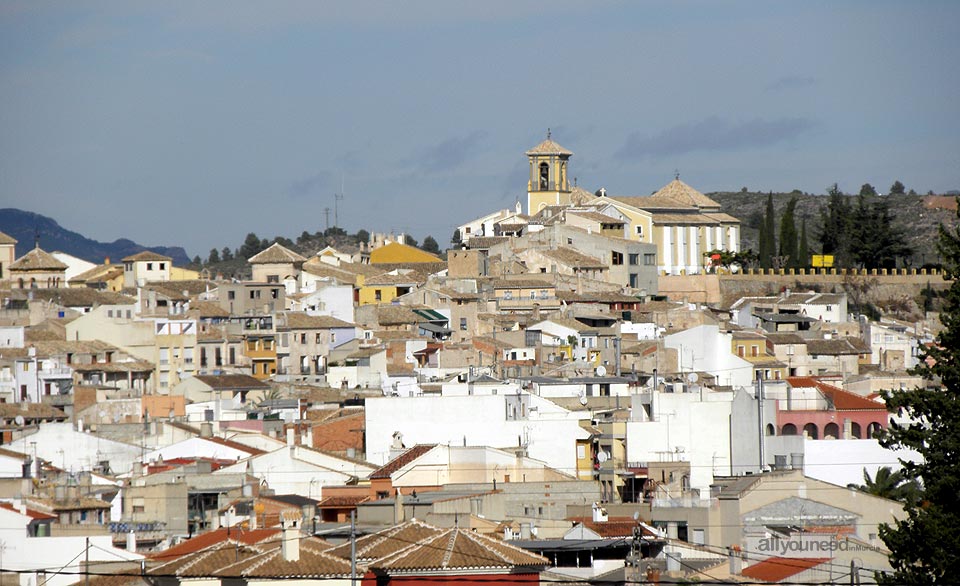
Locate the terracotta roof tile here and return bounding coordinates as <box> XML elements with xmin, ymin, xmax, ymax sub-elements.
<box><xmin>148</xmin><ymin>528</ymin><xmax>281</xmax><ymax>560</ymax></box>
<box><xmin>368</xmin><ymin>444</ymin><xmax>437</xmax><ymax>480</ymax></box>
<box><xmin>371</xmin><ymin>527</ymin><xmax>548</xmax><ymax>571</ymax></box>
<box><xmin>741</xmin><ymin>556</ymin><xmax>828</xmax><ymax>582</ymax></box>
<box><xmin>121</xmin><ymin>251</ymin><xmax>172</xmax><ymax>262</ymax></box>
<box><xmin>10</xmin><ymin>247</ymin><xmax>68</xmax><ymax>271</ymax></box>
<box><xmin>326</xmin><ymin>519</ymin><xmax>444</xmax><ymax>562</ymax></box>
<box><xmin>248</xmin><ymin>243</ymin><xmax>307</xmax><ymax>264</ymax></box>
<box><xmin>278</xmin><ymin>312</ymin><xmax>355</xmax><ymax>330</ymax></box>
<box><xmin>525</xmin><ymin>137</ymin><xmax>573</xmax><ymax>156</ymax></box>
<box><xmin>215</xmin><ymin>540</ymin><xmax>351</xmax><ymax>577</ymax></box>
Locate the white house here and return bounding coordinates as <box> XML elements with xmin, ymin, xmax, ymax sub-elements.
<box><xmin>663</xmin><ymin>324</ymin><xmax>755</xmax><ymax>388</ymax></box>
<box><xmin>7</xmin><ymin>422</ymin><xmax>142</xmax><ymax>477</ymax></box>
<box><xmin>365</xmin><ymin>391</ymin><xmax>590</xmax><ymax>476</ymax></box>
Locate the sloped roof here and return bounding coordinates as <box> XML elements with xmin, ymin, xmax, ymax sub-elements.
<box><xmin>537</xmin><ymin>248</ymin><xmax>606</xmax><ymax>269</ymax></box>
<box><xmin>525</xmin><ymin>137</ymin><xmax>573</xmax><ymax>156</ymax></box>
<box><xmin>369</xmin><ymin>444</ymin><xmax>437</xmax><ymax>479</ymax></box>
<box><xmin>741</xmin><ymin>556</ymin><xmax>829</xmax><ymax>582</ymax></box>
<box><xmin>371</xmin><ymin>526</ymin><xmax>548</xmax><ymax>571</ymax></box>
<box><xmin>0</xmin><ymin>231</ymin><xmax>17</xmax><ymax>245</ymax></box>
<box><xmin>786</xmin><ymin>377</ymin><xmax>885</xmax><ymax>411</ymax></box>
<box><xmin>805</xmin><ymin>337</ymin><xmax>869</xmax><ymax>356</ymax></box>
<box><xmin>650</xmin><ymin>178</ymin><xmax>721</xmax><ymax>208</ymax></box>
<box><xmin>9</xmin><ymin>247</ymin><xmax>68</xmax><ymax>271</ymax></box>
<box><xmin>193</xmin><ymin>374</ymin><xmax>270</xmax><ymax>391</ymax></box>
<box><xmin>278</xmin><ymin>312</ymin><xmax>355</xmax><ymax>330</ymax></box>
<box><xmin>326</xmin><ymin>519</ymin><xmax>444</xmax><ymax>562</ymax></box>
<box><xmin>215</xmin><ymin>540</ymin><xmax>351</xmax><ymax>578</ymax></box>
<box><xmin>149</xmin><ymin>528</ymin><xmax>281</xmax><ymax>561</ymax></box>
<box><xmin>248</xmin><ymin>243</ymin><xmax>307</xmax><ymax>264</ymax></box>
<box><xmin>150</xmin><ymin>540</ymin><xmax>272</xmax><ymax>576</ymax></box>
<box><xmin>27</xmin><ymin>288</ymin><xmax>135</xmax><ymax>307</ymax></box>
<box><xmin>121</xmin><ymin>251</ymin><xmax>172</xmax><ymax>262</ymax></box>
<box><xmin>567</xmin><ymin>210</ymin><xmax>625</xmax><ymax>225</ymax></box>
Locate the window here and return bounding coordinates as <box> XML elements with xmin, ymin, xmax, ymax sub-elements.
<box><xmin>502</xmin><ymin>290</ymin><xmax>513</xmax><ymax>300</ymax></box>
<box><xmin>530</xmin><ymin>290</ymin><xmax>536</xmax><ymax>299</ymax></box>
<box><xmin>539</xmin><ymin>162</ymin><xmax>549</xmax><ymax>189</ymax></box>
<box><xmin>228</xmin><ymin>291</ymin><xmax>235</xmax><ymax>300</ymax></box>
<box><xmin>228</xmin><ymin>347</ymin><xmax>235</xmax><ymax>365</ymax></box>
<box><xmin>644</xmin><ymin>253</ymin><xmax>657</xmax><ymax>265</ymax></box>
<box><xmin>271</xmin><ymin>288</ymin><xmax>280</xmax><ymax>299</ymax></box>
<box><xmin>215</xmin><ymin>348</ymin><xmax>223</xmax><ymax>366</ymax></box>
<box><xmin>628</xmin><ymin>253</ymin><xmax>639</xmax><ymax>265</ymax></box>
<box><xmin>267</xmin><ymin>275</ymin><xmax>279</xmax><ymax>283</ymax></box>
<box><xmin>159</xmin><ymin>263</ymin><xmax>165</xmax><ymax>270</ymax></box>
<box><xmin>107</xmin><ymin>310</ymin><xmax>113</xmax><ymax>318</ymax></box>
<box><xmin>737</xmin><ymin>345</ymin><xmax>745</xmax><ymax>357</ymax></box>
<box><xmin>567</xmin><ymin>238</ymin><xmax>573</xmax><ymax>245</ymax></box>
<box><xmin>464</xmin><ymin>226</ymin><xmax>471</xmax><ymax>234</ymax></box>
<box><xmin>184</xmin><ymin>348</ymin><xmax>194</xmax><ymax>364</ymax></box>
<box><xmin>629</xmin><ymin>273</ymin><xmax>639</xmax><ymax>288</ymax></box>
<box><xmin>331</xmin><ymin>332</ymin><xmax>336</xmax><ymax>343</ymax></box>
<box><xmin>375</xmin><ymin>290</ymin><xmax>382</xmax><ymax>301</ymax></box>
<box><xmin>300</xmin><ymin>333</ymin><xmax>307</xmax><ymax>344</ymax></box>
<box><xmin>611</xmin><ymin>251</ymin><xmax>623</xmax><ymax>265</ymax></box>
<box><xmin>751</xmin><ymin>345</ymin><xmax>759</xmax><ymax>357</ymax></box>
<box><xmin>460</xmin><ymin>318</ymin><xmax>467</xmax><ymax>331</ymax></box>
<box><xmin>315</xmin><ymin>333</ymin><xmax>321</xmax><ymax>344</ymax></box>
<box><xmin>636</xmin><ymin>225</ymin><xmax>644</xmax><ymax>237</ymax></box>
<box><xmin>146</xmin><ymin>263</ymin><xmax>153</xmax><ymax>270</ymax></box>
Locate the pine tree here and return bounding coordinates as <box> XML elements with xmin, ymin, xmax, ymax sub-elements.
<box><xmin>221</xmin><ymin>247</ymin><xmax>234</xmax><ymax>262</ymax></box>
<box><xmin>878</xmin><ymin>201</ymin><xmax>960</xmax><ymax>584</ymax></box>
<box><xmin>889</xmin><ymin>180</ymin><xmax>906</xmax><ymax>195</ymax></box>
<box><xmin>779</xmin><ymin>196</ymin><xmax>799</xmax><ymax>268</ymax></box>
<box><xmin>208</xmin><ymin>248</ymin><xmax>220</xmax><ymax>264</ymax></box>
<box><xmin>765</xmin><ymin>193</ymin><xmax>776</xmax><ymax>265</ymax></box>
<box><xmin>860</xmin><ymin>183</ymin><xmax>878</xmax><ymax>197</ymax></box>
<box><xmin>421</xmin><ymin>235</ymin><xmax>441</xmax><ymax>255</ymax></box>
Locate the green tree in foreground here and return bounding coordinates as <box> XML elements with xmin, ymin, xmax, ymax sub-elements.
<box><xmin>878</xmin><ymin>200</ymin><xmax>960</xmax><ymax>584</ymax></box>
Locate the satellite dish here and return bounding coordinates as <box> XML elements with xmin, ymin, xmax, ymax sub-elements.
<box><xmin>579</xmin><ymin>394</ymin><xmax>588</xmax><ymax>406</ymax></box>
<box><xmin>595</xmin><ymin>366</ymin><xmax>607</xmax><ymax>377</ymax></box>
<box><xmin>14</xmin><ymin>415</ymin><xmax>25</xmax><ymax>427</ymax></box>
<box><xmin>687</xmin><ymin>372</ymin><xmax>699</xmax><ymax>383</ymax></box>
<box><xmin>633</xmin><ymin>511</ymin><xmax>640</xmax><ymax>521</ymax></box>
<box><xmin>597</xmin><ymin>451</ymin><xmax>609</xmax><ymax>463</ymax></box>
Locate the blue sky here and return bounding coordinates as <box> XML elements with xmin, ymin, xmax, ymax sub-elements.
<box><xmin>1</xmin><ymin>1</ymin><xmax>958</xmax><ymax>256</ymax></box>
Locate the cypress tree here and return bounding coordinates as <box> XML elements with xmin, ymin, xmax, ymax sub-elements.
<box><xmin>798</xmin><ymin>216</ymin><xmax>809</xmax><ymax>268</ymax></box>
<box><xmin>779</xmin><ymin>196</ymin><xmax>799</xmax><ymax>268</ymax></box>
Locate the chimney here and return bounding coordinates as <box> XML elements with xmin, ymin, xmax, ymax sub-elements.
<box><xmin>126</xmin><ymin>530</ymin><xmax>137</xmax><ymax>553</ymax></box>
<box><xmin>728</xmin><ymin>546</ymin><xmax>743</xmax><ymax>575</ymax></box>
<box><xmin>280</xmin><ymin>510</ymin><xmax>302</xmax><ymax>562</ymax></box>
<box><xmin>394</xmin><ymin>488</ymin><xmax>405</xmax><ymax>524</ymax></box>
<box><xmin>200</xmin><ymin>422</ymin><xmax>213</xmax><ymax>438</ymax></box>
<box><xmin>286</xmin><ymin>427</ymin><xmax>295</xmax><ymax>446</ymax></box>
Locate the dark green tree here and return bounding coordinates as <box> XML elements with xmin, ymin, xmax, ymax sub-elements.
<box><xmin>221</xmin><ymin>247</ymin><xmax>234</xmax><ymax>262</ymax></box>
<box><xmin>421</xmin><ymin>235</ymin><xmax>441</xmax><ymax>255</ymax></box>
<box><xmin>451</xmin><ymin>229</ymin><xmax>463</xmax><ymax>246</ymax></box>
<box><xmin>208</xmin><ymin>248</ymin><xmax>220</xmax><ymax>264</ymax></box>
<box><xmin>403</xmin><ymin>234</ymin><xmax>418</xmax><ymax>248</ymax></box>
<box><xmin>356</xmin><ymin>229</ymin><xmax>370</xmax><ymax>243</ymax></box>
<box><xmin>851</xmin><ymin>196</ymin><xmax>911</xmax><ymax>269</ymax></box>
<box><xmin>798</xmin><ymin>216</ymin><xmax>809</xmax><ymax>268</ymax></box>
<box><xmin>191</xmin><ymin>255</ymin><xmax>202</xmax><ymax>266</ymax></box>
<box><xmin>889</xmin><ymin>180</ymin><xmax>906</xmax><ymax>195</ymax></box>
<box><xmin>239</xmin><ymin>233</ymin><xmax>263</xmax><ymax>259</ymax></box>
<box><xmin>860</xmin><ymin>183</ymin><xmax>878</xmax><ymax>197</ymax></box>
<box><xmin>878</xmin><ymin>201</ymin><xmax>960</xmax><ymax>584</ymax></box>
<box><xmin>297</xmin><ymin>231</ymin><xmax>311</xmax><ymax>244</ymax></box>
<box><xmin>758</xmin><ymin>193</ymin><xmax>776</xmax><ymax>268</ymax></box>
<box><xmin>819</xmin><ymin>183</ymin><xmax>852</xmax><ymax>266</ymax></box>
<box><xmin>779</xmin><ymin>196</ymin><xmax>799</xmax><ymax>267</ymax></box>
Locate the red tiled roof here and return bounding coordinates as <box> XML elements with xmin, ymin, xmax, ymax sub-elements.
<box><xmin>368</xmin><ymin>444</ymin><xmax>437</xmax><ymax>480</ymax></box>
<box><xmin>318</xmin><ymin>495</ymin><xmax>372</xmax><ymax>508</ymax></box>
<box><xmin>149</xmin><ymin>528</ymin><xmax>280</xmax><ymax>561</ymax></box>
<box><xmin>215</xmin><ymin>541</ymin><xmax>350</xmax><ymax>578</ymax></box>
<box><xmin>567</xmin><ymin>516</ymin><xmax>658</xmax><ymax>538</ymax></box>
<box><xmin>787</xmin><ymin>377</ymin><xmax>885</xmax><ymax>411</ymax></box>
<box><xmin>371</xmin><ymin>526</ymin><xmax>548</xmax><ymax>572</ymax></box>
<box><xmin>741</xmin><ymin>557</ymin><xmax>829</xmax><ymax>582</ymax></box>
<box><xmin>326</xmin><ymin>519</ymin><xmax>443</xmax><ymax>562</ymax></box>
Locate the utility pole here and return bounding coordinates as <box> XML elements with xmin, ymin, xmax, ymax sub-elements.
<box><xmin>85</xmin><ymin>537</ymin><xmax>90</xmax><ymax>586</ymax></box>
<box><xmin>334</xmin><ymin>193</ymin><xmax>344</xmax><ymax>228</ymax></box>
<box><xmin>350</xmin><ymin>510</ymin><xmax>356</xmax><ymax>586</ymax></box>
<box><xmin>757</xmin><ymin>370</ymin><xmax>765</xmax><ymax>472</ymax></box>
<box><xmin>323</xmin><ymin>208</ymin><xmax>331</xmax><ymax>233</ymax></box>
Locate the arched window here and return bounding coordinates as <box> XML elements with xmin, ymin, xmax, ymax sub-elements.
<box><xmin>781</xmin><ymin>423</ymin><xmax>797</xmax><ymax>435</ymax></box>
<box><xmin>824</xmin><ymin>422</ymin><xmax>840</xmax><ymax>440</ymax></box>
<box><xmin>18</xmin><ymin>278</ymin><xmax>24</xmax><ymax>289</ymax></box>
<box><xmin>803</xmin><ymin>423</ymin><xmax>819</xmax><ymax>439</ymax></box>
<box><xmin>30</xmin><ymin>278</ymin><xmax>37</xmax><ymax>289</ymax></box>
<box><xmin>766</xmin><ymin>423</ymin><xmax>776</xmax><ymax>436</ymax></box>
<box><xmin>539</xmin><ymin>162</ymin><xmax>549</xmax><ymax>190</ymax></box>
<box><xmin>867</xmin><ymin>421</ymin><xmax>884</xmax><ymax>438</ymax></box>
<box><xmin>850</xmin><ymin>422</ymin><xmax>862</xmax><ymax>439</ymax></box>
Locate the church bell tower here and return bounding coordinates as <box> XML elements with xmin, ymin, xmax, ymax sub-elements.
<box><xmin>526</xmin><ymin>130</ymin><xmax>573</xmax><ymax>215</ymax></box>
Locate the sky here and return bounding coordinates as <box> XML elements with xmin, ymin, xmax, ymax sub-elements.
<box><xmin>1</xmin><ymin>1</ymin><xmax>958</xmax><ymax>257</ymax></box>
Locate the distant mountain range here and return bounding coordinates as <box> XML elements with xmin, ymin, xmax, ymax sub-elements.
<box><xmin>0</xmin><ymin>208</ymin><xmax>190</xmax><ymax>266</ymax></box>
